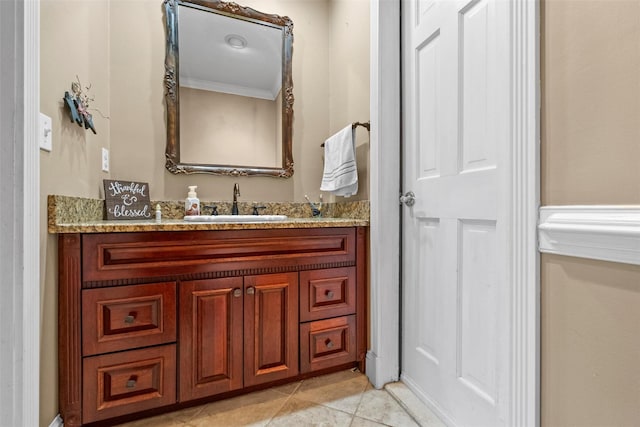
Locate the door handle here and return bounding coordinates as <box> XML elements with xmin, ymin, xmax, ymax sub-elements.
<box><xmin>400</xmin><ymin>191</ymin><xmax>415</xmax><ymax>207</ymax></box>
<box><xmin>246</xmin><ymin>287</ymin><xmax>255</xmax><ymax>295</ymax></box>
<box><xmin>233</xmin><ymin>288</ymin><xmax>242</xmax><ymax>298</ymax></box>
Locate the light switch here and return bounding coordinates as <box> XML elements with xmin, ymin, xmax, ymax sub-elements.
<box><xmin>102</xmin><ymin>148</ymin><xmax>109</xmax><ymax>172</ymax></box>
<box><xmin>39</xmin><ymin>113</ymin><xmax>52</xmax><ymax>152</ymax></box>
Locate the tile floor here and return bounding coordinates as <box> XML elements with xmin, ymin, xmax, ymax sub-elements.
<box><xmin>116</xmin><ymin>369</ymin><xmax>446</xmax><ymax>427</ymax></box>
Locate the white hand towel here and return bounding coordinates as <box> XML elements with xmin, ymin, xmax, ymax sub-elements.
<box><xmin>320</xmin><ymin>125</ymin><xmax>358</xmax><ymax>197</ymax></box>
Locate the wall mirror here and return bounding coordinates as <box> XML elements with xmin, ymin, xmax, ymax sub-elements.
<box><xmin>164</xmin><ymin>0</ymin><xmax>294</xmax><ymax>177</ymax></box>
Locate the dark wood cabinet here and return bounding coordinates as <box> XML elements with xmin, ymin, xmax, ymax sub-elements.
<box><xmin>58</xmin><ymin>227</ymin><xmax>367</xmax><ymax>426</ymax></box>
<box><xmin>82</xmin><ymin>282</ymin><xmax>177</xmax><ymax>356</ymax></box>
<box><xmin>299</xmin><ymin>267</ymin><xmax>358</xmax><ymax>373</ymax></box>
<box><xmin>244</xmin><ymin>272</ymin><xmax>299</xmax><ymax>387</ymax></box>
<box><xmin>179</xmin><ymin>277</ymin><xmax>243</xmax><ymax>401</ymax></box>
<box><xmin>300</xmin><ymin>315</ymin><xmax>357</xmax><ymax>373</ymax></box>
<box><xmin>300</xmin><ymin>267</ymin><xmax>356</xmax><ymax>322</ymax></box>
<box><xmin>83</xmin><ymin>345</ymin><xmax>176</xmax><ymax>423</ymax></box>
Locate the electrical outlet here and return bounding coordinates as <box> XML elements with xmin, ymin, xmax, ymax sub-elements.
<box><xmin>101</xmin><ymin>148</ymin><xmax>109</xmax><ymax>172</ymax></box>
<box><xmin>39</xmin><ymin>113</ymin><xmax>52</xmax><ymax>152</ymax></box>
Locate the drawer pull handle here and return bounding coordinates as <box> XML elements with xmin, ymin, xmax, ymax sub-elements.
<box><xmin>233</xmin><ymin>288</ymin><xmax>242</xmax><ymax>298</ymax></box>
<box><xmin>325</xmin><ymin>290</ymin><xmax>334</xmax><ymax>299</ymax></box>
<box><xmin>124</xmin><ymin>313</ymin><xmax>136</xmax><ymax>324</ymax></box>
<box><xmin>246</xmin><ymin>287</ymin><xmax>255</xmax><ymax>295</ymax></box>
<box><xmin>325</xmin><ymin>339</ymin><xmax>334</xmax><ymax>349</ymax></box>
<box><xmin>126</xmin><ymin>378</ymin><xmax>137</xmax><ymax>389</ymax></box>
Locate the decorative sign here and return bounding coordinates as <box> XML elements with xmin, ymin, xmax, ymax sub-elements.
<box><xmin>103</xmin><ymin>180</ymin><xmax>152</xmax><ymax>220</ymax></box>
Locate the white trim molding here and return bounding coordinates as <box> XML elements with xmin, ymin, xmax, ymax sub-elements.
<box><xmin>509</xmin><ymin>1</ymin><xmax>540</xmax><ymax>426</ymax></box>
<box><xmin>49</xmin><ymin>414</ymin><xmax>64</xmax><ymax>427</ymax></box>
<box><xmin>367</xmin><ymin>0</ymin><xmax>401</xmax><ymax>388</ymax></box>
<box><xmin>0</xmin><ymin>0</ymin><xmax>40</xmax><ymax>425</ymax></box>
<box><xmin>24</xmin><ymin>0</ymin><xmax>42</xmax><ymax>425</ymax></box>
<box><xmin>539</xmin><ymin>206</ymin><xmax>640</xmax><ymax>266</ymax></box>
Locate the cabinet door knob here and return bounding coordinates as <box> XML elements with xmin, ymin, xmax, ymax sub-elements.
<box><xmin>126</xmin><ymin>377</ymin><xmax>137</xmax><ymax>388</ymax></box>
<box><xmin>325</xmin><ymin>338</ymin><xmax>334</xmax><ymax>349</ymax></box>
<box><xmin>246</xmin><ymin>287</ymin><xmax>255</xmax><ymax>295</ymax></box>
<box><xmin>325</xmin><ymin>290</ymin><xmax>334</xmax><ymax>299</ymax></box>
<box><xmin>124</xmin><ymin>313</ymin><xmax>136</xmax><ymax>324</ymax></box>
<box><xmin>233</xmin><ymin>288</ymin><xmax>242</xmax><ymax>298</ymax></box>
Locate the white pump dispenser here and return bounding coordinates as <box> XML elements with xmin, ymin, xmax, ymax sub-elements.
<box><xmin>185</xmin><ymin>185</ymin><xmax>200</xmax><ymax>216</ymax></box>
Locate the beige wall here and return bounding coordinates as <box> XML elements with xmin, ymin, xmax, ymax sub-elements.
<box><xmin>328</xmin><ymin>0</ymin><xmax>370</xmax><ymax>201</ymax></box>
<box><xmin>39</xmin><ymin>1</ymin><xmax>112</xmax><ymax>425</ymax></box>
<box><xmin>39</xmin><ymin>0</ymin><xmax>369</xmax><ymax>424</ymax></box>
<box><xmin>541</xmin><ymin>1</ymin><xmax>640</xmax><ymax>426</ymax></box>
<box><xmin>541</xmin><ymin>255</ymin><xmax>640</xmax><ymax>426</ymax></box>
<box><xmin>108</xmin><ymin>0</ymin><xmax>371</xmax><ymax>204</ymax></box>
<box><xmin>542</xmin><ymin>0</ymin><xmax>640</xmax><ymax>205</ymax></box>
<box><xmin>107</xmin><ymin>0</ymin><xmax>369</xmax><ymax>203</ymax></box>
<box><xmin>180</xmin><ymin>88</ymin><xmax>279</xmax><ymax>167</ymax></box>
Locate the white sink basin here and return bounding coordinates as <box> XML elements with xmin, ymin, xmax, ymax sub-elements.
<box><xmin>183</xmin><ymin>214</ymin><xmax>288</xmax><ymax>223</ymax></box>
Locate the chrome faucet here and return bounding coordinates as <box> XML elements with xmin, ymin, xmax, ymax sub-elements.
<box><xmin>232</xmin><ymin>183</ymin><xmax>240</xmax><ymax>215</ymax></box>
<box><xmin>304</xmin><ymin>194</ymin><xmax>323</xmax><ymax>217</ymax></box>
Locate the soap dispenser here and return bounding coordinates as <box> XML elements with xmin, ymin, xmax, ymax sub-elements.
<box><xmin>185</xmin><ymin>186</ymin><xmax>200</xmax><ymax>216</ymax></box>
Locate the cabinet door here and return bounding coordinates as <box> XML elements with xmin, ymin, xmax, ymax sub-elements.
<box><xmin>180</xmin><ymin>277</ymin><xmax>243</xmax><ymax>401</ymax></box>
<box><xmin>244</xmin><ymin>272</ymin><xmax>299</xmax><ymax>386</ymax></box>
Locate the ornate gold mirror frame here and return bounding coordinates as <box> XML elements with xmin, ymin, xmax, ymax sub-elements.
<box><xmin>164</xmin><ymin>0</ymin><xmax>294</xmax><ymax>177</ymax></box>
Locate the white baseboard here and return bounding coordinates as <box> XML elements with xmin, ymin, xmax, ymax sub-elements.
<box><xmin>366</xmin><ymin>350</ymin><xmax>400</xmax><ymax>390</ymax></box>
<box><xmin>49</xmin><ymin>414</ymin><xmax>63</xmax><ymax>427</ymax></box>
<box><xmin>539</xmin><ymin>206</ymin><xmax>640</xmax><ymax>265</ymax></box>
<box><xmin>365</xmin><ymin>351</ymin><xmax>379</xmax><ymax>387</ymax></box>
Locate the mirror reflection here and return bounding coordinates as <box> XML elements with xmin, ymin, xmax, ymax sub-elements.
<box><xmin>164</xmin><ymin>0</ymin><xmax>294</xmax><ymax>177</ymax></box>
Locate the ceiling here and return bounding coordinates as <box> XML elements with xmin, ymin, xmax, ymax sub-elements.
<box><xmin>178</xmin><ymin>5</ymin><xmax>283</xmax><ymax>101</ymax></box>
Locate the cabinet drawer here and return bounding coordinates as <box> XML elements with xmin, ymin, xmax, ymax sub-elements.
<box><xmin>82</xmin><ymin>282</ymin><xmax>177</xmax><ymax>356</ymax></box>
<box><xmin>300</xmin><ymin>315</ymin><xmax>356</xmax><ymax>373</ymax></box>
<box><xmin>300</xmin><ymin>267</ymin><xmax>356</xmax><ymax>322</ymax></box>
<box><xmin>82</xmin><ymin>344</ymin><xmax>176</xmax><ymax>423</ymax></box>
<box><xmin>82</xmin><ymin>228</ymin><xmax>355</xmax><ymax>282</ymax></box>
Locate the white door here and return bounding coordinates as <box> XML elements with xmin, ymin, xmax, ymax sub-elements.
<box><xmin>401</xmin><ymin>0</ymin><xmax>511</xmax><ymax>426</ymax></box>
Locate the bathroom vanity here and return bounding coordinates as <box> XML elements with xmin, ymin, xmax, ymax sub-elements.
<box><xmin>56</xmin><ymin>223</ymin><xmax>367</xmax><ymax>426</ymax></box>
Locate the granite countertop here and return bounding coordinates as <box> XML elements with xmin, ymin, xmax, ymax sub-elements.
<box><xmin>48</xmin><ymin>195</ymin><xmax>369</xmax><ymax>233</ymax></box>
<box><xmin>50</xmin><ymin>217</ymin><xmax>368</xmax><ymax>233</ymax></box>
